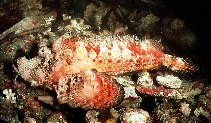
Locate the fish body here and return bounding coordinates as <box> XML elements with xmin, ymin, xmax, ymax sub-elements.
<box><xmin>51</xmin><ymin>34</ymin><xmax>195</xmax><ymax>80</ymax></box>
<box><xmin>16</xmin><ymin>34</ymin><xmax>196</xmax><ymax>110</ymax></box>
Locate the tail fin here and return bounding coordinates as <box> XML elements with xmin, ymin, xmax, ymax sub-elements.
<box><xmin>163</xmin><ymin>54</ymin><xmax>198</xmax><ymax>72</ymax></box>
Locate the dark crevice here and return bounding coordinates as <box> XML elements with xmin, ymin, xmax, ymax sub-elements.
<box><xmin>139</xmin><ymin>95</ymin><xmax>157</xmax><ymax>114</ymax></box>
<box><xmin>25</xmin><ymin>43</ymin><xmax>39</xmax><ymax>59</ymax></box>
<box><xmin>15</xmin><ymin>108</ymin><xmax>24</xmax><ymax>123</ymax></box>
<box><xmin>3</xmin><ymin>61</ymin><xmax>16</xmax><ymax>79</ymax></box>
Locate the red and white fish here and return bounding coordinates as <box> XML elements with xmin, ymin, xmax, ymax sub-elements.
<box><xmin>16</xmin><ymin>33</ymin><xmax>197</xmax><ymax>110</ymax></box>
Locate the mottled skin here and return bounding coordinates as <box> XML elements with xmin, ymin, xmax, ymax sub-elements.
<box><xmin>16</xmin><ymin>33</ymin><xmax>196</xmax><ymax>110</ymax></box>
<box><xmin>51</xmin><ymin>34</ymin><xmax>195</xmax><ymax>80</ymax></box>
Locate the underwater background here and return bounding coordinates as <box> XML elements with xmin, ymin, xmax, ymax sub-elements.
<box><xmin>0</xmin><ymin>0</ymin><xmax>211</xmax><ymax>122</ymax></box>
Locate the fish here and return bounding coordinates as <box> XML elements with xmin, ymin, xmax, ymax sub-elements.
<box><xmin>16</xmin><ymin>33</ymin><xmax>197</xmax><ymax>110</ymax></box>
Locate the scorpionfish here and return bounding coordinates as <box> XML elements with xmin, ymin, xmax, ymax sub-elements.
<box><xmin>16</xmin><ymin>33</ymin><xmax>197</xmax><ymax>110</ymax></box>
